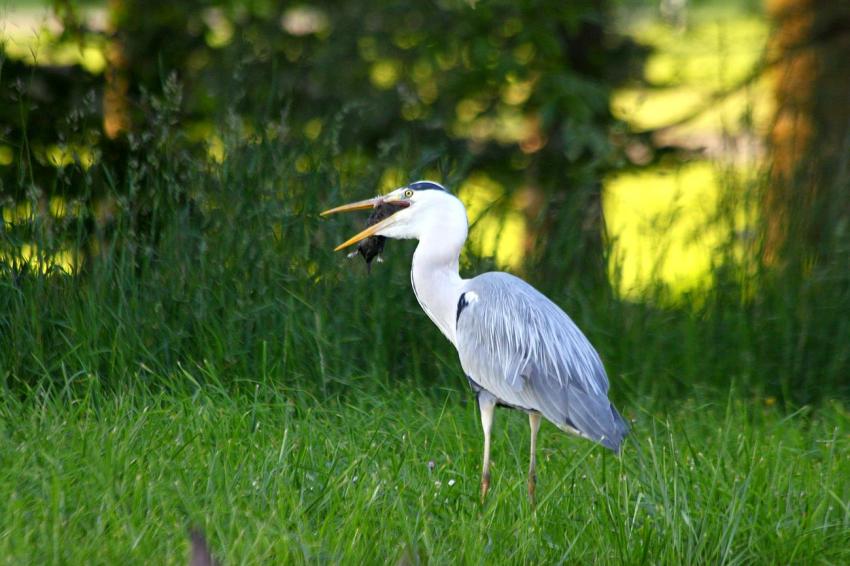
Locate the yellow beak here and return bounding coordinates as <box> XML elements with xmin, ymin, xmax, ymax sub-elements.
<box><xmin>320</xmin><ymin>197</ymin><xmax>382</xmax><ymax>217</ymax></box>
<box><xmin>320</xmin><ymin>196</ymin><xmax>408</xmax><ymax>251</ymax></box>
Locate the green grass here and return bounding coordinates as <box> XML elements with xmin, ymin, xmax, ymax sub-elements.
<box><xmin>1</xmin><ymin>381</ymin><xmax>848</xmax><ymax>564</ymax></box>
<box><xmin>2</xmin><ymin>4</ymin><xmax>849</xmax><ymax>561</ymax></box>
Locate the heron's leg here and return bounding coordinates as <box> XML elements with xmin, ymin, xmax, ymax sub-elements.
<box><xmin>528</xmin><ymin>412</ymin><xmax>541</xmax><ymax>506</ymax></box>
<box><xmin>478</xmin><ymin>393</ymin><xmax>496</xmax><ymax>502</ymax></box>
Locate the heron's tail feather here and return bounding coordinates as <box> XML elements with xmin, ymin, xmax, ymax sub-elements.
<box><xmin>606</xmin><ymin>403</ymin><xmax>630</xmax><ymax>453</ymax></box>
<box><xmin>558</xmin><ymin>387</ymin><xmax>629</xmax><ymax>453</ymax></box>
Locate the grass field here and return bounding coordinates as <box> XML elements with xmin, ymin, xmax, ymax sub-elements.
<box><xmin>2</xmin><ymin>2</ymin><xmax>849</xmax><ymax>564</ymax></box>
<box><xmin>1</xmin><ymin>380</ymin><xmax>848</xmax><ymax>564</ymax></box>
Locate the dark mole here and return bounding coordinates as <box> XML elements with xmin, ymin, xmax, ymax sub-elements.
<box><xmin>355</xmin><ymin>203</ymin><xmax>396</xmax><ymax>271</ymax></box>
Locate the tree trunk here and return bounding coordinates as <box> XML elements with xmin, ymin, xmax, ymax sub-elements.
<box><xmin>104</xmin><ymin>0</ymin><xmax>131</xmax><ymax>138</ymax></box>
<box><xmin>765</xmin><ymin>0</ymin><xmax>850</xmax><ymax>264</ymax></box>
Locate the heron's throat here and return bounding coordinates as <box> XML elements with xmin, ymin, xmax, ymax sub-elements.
<box><xmin>410</xmin><ymin>224</ymin><xmax>467</xmax><ymax>345</ymax></box>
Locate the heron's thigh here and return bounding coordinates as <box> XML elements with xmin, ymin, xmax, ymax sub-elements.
<box><xmin>477</xmin><ymin>390</ymin><xmax>498</xmax><ymax>412</ymax></box>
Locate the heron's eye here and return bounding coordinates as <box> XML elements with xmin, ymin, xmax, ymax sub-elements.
<box><xmin>403</xmin><ymin>189</ymin><xmax>414</xmax><ymax>199</ymax></box>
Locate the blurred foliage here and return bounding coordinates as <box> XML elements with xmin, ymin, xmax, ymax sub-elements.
<box><xmin>1</xmin><ymin>0</ymin><xmax>646</xmax><ymax>289</ymax></box>
<box><xmin>1</xmin><ymin>120</ymin><xmax>848</xmax><ymax>403</ymax></box>
<box><xmin>1</xmin><ymin>0</ymin><xmax>848</xmax><ymax>403</ymax></box>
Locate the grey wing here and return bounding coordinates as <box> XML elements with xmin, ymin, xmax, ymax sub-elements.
<box><xmin>455</xmin><ymin>272</ymin><xmax>629</xmax><ymax>452</ymax></box>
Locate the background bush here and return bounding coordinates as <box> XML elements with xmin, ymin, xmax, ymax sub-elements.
<box><xmin>0</xmin><ymin>0</ymin><xmax>848</xmax><ymax>404</ymax></box>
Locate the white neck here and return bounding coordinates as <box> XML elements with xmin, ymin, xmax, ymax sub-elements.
<box><xmin>410</xmin><ymin>224</ymin><xmax>467</xmax><ymax>345</ymax></box>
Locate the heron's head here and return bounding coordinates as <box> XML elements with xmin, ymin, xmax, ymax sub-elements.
<box><xmin>321</xmin><ymin>180</ymin><xmax>467</xmax><ymax>251</ymax></box>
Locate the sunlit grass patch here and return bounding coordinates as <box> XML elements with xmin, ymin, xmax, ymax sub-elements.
<box><xmin>612</xmin><ymin>12</ymin><xmax>771</xmax><ymax>136</ymax></box>
<box><xmin>605</xmin><ymin>161</ymin><xmax>756</xmax><ymax>299</ymax></box>
<box><xmin>0</xmin><ymin>5</ymin><xmax>108</xmax><ymax>73</ymax></box>
<box><xmin>612</xmin><ymin>83</ymin><xmax>773</xmax><ymax>135</ymax></box>
<box><xmin>1</xmin><ymin>243</ymin><xmax>78</xmax><ymax>274</ymax></box>
<box><xmin>457</xmin><ymin>173</ymin><xmax>525</xmax><ymax>270</ymax></box>
<box><xmin>0</xmin><ymin>145</ymin><xmax>13</xmax><ymax>166</ymax></box>
<box><xmin>639</xmin><ymin>16</ymin><xmax>767</xmax><ymax>89</ymax></box>
<box><xmin>605</xmin><ymin>5</ymin><xmax>769</xmax><ymax>300</ymax></box>
<box><xmin>185</xmin><ymin>122</ymin><xmax>226</xmax><ymax>163</ymax></box>
<box><xmin>41</xmin><ymin>143</ymin><xmax>97</xmax><ymax>168</ymax></box>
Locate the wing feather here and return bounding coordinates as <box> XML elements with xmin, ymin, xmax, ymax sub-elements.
<box><xmin>455</xmin><ymin>272</ymin><xmax>628</xmax><ymax>451</ymax></box>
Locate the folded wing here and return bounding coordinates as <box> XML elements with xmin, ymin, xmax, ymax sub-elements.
<box><xmin>455</xmin><ymin>272</ymin><xmax>629</xmax><ymax>451</ymax></box>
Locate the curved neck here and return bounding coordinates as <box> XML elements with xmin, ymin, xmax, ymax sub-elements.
<box><xmin>411</xmin><ymin>224</ymin><xmax>467</xmax><ymax>345</ymax></box>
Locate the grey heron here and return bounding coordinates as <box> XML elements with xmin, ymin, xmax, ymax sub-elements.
<box><xmin>322</xmin><ymin>180</ymin><xmax>629</xmax><ymax>502</ymax></box>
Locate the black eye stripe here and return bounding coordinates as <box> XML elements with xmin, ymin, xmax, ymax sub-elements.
<box><xmin>406</xmin><ymin>181</ymin><xmax>447</xmax><ymax>192</ymax></box>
